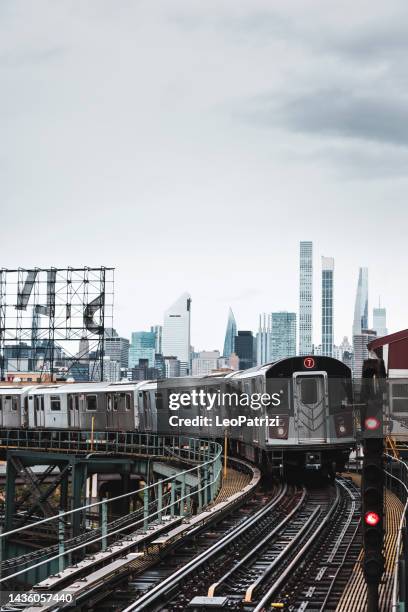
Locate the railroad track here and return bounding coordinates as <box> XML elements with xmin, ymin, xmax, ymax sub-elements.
<box><xmin>117</xmin><ymin>483</ymin><xmax>300</xmax><ymax>611</ymax></box>
<box><xmin>118</xmin><ymin>477</ymin><xmax>360</xmax><ymax>612</ymax></box>
<box><xmin>3</xmin><ymin>460</ymin><xmax>259</xmax><ymax>612</ymax></box>
<box><xmin>253</xmin><ymin>477</ymin><xmax>361</xmax><ymax>612</ymax></box>
<box><xmin>83</xmin><ymin>483</ymin><xmax>284</xmax><ymax>611</ymax></box>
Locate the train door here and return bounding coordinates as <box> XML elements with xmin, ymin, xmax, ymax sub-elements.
<box><xmin>4</xmin><ymin>395</ymin><xmax>20</xmax><ymax>428</ymax></box>
<box><xmin>47</xmin><ymin>395</ymin><xmax>65</xmax><ymax>428</ymax></box>
<box><xmin>293</xmin><ymin>372</ymin><xmax>327</xmax><ymax>443</ymax></box>
<box><xmin>106</xmin><ymin>393</ymin><xmax>112</xmax><ymax>430</ymax></box>
<box><xmin>23</xmin><ymin>396</ymin><xmax>29</xmax><ymax>427</ymax></box>
<box><xmin>106</xmin><ymin>393</ymin><xmax>117</xmax><ymax>430</ymax></box>
<box><xmin>34</xmin><ymin>395</ymin><xmax>45</xmax><ymax>427</ymax></box>
<box><xmin>68</xmin><ymin>395</ymin><xmax>80</xmax><ymax>428</ymax></box>
<box><xmin>142</xmin><ymin>391</ymin><xmax>152</xmax><ymax>431</ymax></box>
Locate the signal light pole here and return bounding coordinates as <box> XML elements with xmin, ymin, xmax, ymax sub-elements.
<box><xmin>361</xmin><ymin>359</ymin><xmax>386</xmax><ymax>612</ymax></box>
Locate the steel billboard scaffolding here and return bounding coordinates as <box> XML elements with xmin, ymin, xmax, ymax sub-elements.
<box><xmin>0</xmin><ymin>267</ymin><xmax>114</xmax><ymax>382</ymax></box>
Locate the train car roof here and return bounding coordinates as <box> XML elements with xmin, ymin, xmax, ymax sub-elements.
<box><xmin>229</xmin><ymin>363</ymin><xmax>274</xmax><ymax>379</ymax></box>
<box><xmin>29</xmin><ymin>381</ymin><xmax>146</xmax><ymax>395</ymax></box>
<box><xmin>0</xmin><ymin>386</ymin><xmax>36</xmax><ymax>394</ymax></box>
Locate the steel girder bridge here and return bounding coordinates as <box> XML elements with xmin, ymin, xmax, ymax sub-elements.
<box><xmin>0</xmin><ymin>430</ymin><xmax>223</xmax><ymax>591</ymax></box>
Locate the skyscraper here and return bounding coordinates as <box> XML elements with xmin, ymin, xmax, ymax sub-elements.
<box><xmin>271</xmin><ymin>312</ymin><xmax>297</xmax><ymax>361</ymax></box>
<box><xmin>299</xmin><ymin>241</ymin><xmax>313</xmax><ymax>355</ymax></box>
<box><xmin>234</xmin><ymin>331</ymin><xmax>255</xmax><ymax>370</ymax></box>
<box><xmin>162</xmin><ymin>293</ymin><xmax>191</xmax><ymax>375</ymax></box>
<box><xmin>150</xmin><ymin>325</ymin><xmax>163</xmax><ymax>354</ymax></box>
<box><xmin>104</xmin><ymin>328</ymin><xmax>130</xmax><ymax>369</ymax></box>
<box><xmin>256</xmin><ymin>313</ymin><xmax>272</xmax><ymax>365</ymax></box>
<box><xmin>353</xmin><ymin>267</ymin><xmax>369</xmax><ymax>335</ymax></box>
<box><xmin>223</xmin><ymin>308</ymin><xmax>237</xmax><ymax>358</ymax></box>
<box><xmin>321</xmin><ymin>257</ymin><xmax>334</xmax><ymax>357</ymax></box>
<box><xmin>373</xmin><ymin>306</ymin><xmax>387</xmax><ymax>338</ymax></box>
<box><xmin>129</xmin><ymin>331</ymin><xmax>156</xmax><ymax>368</ymax></box>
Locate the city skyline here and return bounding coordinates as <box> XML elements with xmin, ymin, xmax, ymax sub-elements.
<box><xmin>112</xmin><ymin>253</ymin><xmax>390</xmax><ymax>356</ymax></box>
<box><xmin>1</xmin><ymin>2</ymin><xmax>407</xmax><ymax>351</ymax></box>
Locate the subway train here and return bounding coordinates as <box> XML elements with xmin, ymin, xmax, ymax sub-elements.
<box><xmin>0</xmin><ymin>356</ymin><xmax>356</xmax><ymax>478</ymax></box>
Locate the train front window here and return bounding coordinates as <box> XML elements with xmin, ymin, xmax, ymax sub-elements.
<box><xmin>50</xmin><ymin>396</ymin><xmax>61</xmax><ymax>411</ymax></box>
<box><xmin>86</xmin><ymin>395</ymin><xmax>97</xmax><ymax>411</ymax></box>
<box><xmin>300</xmin><ymin>379</ymin><xmax>318</xmax><ymax>404</ymax></box>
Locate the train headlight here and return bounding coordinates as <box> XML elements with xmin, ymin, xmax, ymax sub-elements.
<box><xmin>339</xmin><ymin>425</ymin><xmax>346</xmax><ymax>434</ymax></box>
<box><xmin>278</xmin><ymin>427</ymin><xmax>284</xmax><ymax>436</ymax></box>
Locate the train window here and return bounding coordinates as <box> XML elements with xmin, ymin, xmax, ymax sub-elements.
<box><xmin>12</xmin><ymin>397</ymin><xmax>18</xmax><ymax>411</ymax></box>
<box><xmin>393</xmin><ymin>383</ymin><xmax>408</xmax><ymax>398</ymax></box>
<box><xmin>50</xmin><ymin>396</ymin><xmax>61</xmax><ymax>411</ymax></box>
<box><xmin>300</xmin><ymin>379</ymin><xmax>318</xmax><ymax>404</ymax></box>
<box><xmin>86</xmin><ymin>395</ymin><xmax>97</xmax><ymax>411</ymax></box>
<box><xmin>392</xmin><ymin>384</ymin><xmax>408</xmax><ymax>413</ymax></box>
<box><xmin>155</xmin><ymin>392</ymin><xmax>163</xmax><ymax>410</ymax></box>
<box><xmin>107</xmin><ymin>395</ymin><xmax>112</xmax><ymax>411</ymax></box>
<box><xmin>34</xmin><ymin>397</ymin><xmax>39</xmax><ymax>410</ymax></box>
<box><xmin>112</xmin><ymin>393</ymin><xmax>119</xmax><ymax>412</ymax></box>
<box><xmin>125</xmin><ymin>393</ymin><xmax>132</xmax><ymax>411</ymax></box>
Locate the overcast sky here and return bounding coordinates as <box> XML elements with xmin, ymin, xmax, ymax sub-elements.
<box><xmin>1</xmin><ymin>0</ymin><xmax>407</xmax><ymax>351</ymax></box>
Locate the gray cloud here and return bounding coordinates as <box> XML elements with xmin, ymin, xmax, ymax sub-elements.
<box><xmin>1</xmin><ymin>0</ymin><xmax>408</xmax><ymax>348</ymax></box>
<box><xmin>246</xmin><ymin>89</ymin><xmax>408</xmax><ymax>148</ymax></box>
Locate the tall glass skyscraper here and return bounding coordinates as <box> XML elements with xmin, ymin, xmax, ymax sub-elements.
<box><xmin>352</xmin><ymin>267</ymin><xmax>369</xmax><ymax>335</ymax></box>
<box><xmin>128</xmin><ymin>331</ymin><xmax>156</xmax><ymax>368</ymax></box>
<box><xmin>256</xmin><ymin>313</ymin><xmax>272</xmax><ymax>365</ymax></box>
<box><xmin>162</xmin><ymin>293</ymin><xmax>191</xmax><ymax>375</ymax></box>
<box><xmin>150</xmin><ymin>325</ymin><xmax>162</xmax><ymax>354</ymax></box>
<box><xmin>234</xmin><ymin>331</ymin><xmax>255</xmax><ymax>370</ymax></box>
<box><xmin>271</xmin><ymin>312</ymin><xmax>296</xmax><ymax>362</ymax></box>
<box><xmin>373</xmin><ymin>306</ymin><xmax>387</xmax><ymax>338</ymax></box>
<box><xmin>299</xmin><ymin>241</ymin><xmax>313</xmax><ymax>355</ymax></box>
<box><xmin>321</xmin><ymin>257</ymin><xmax>334</xmax><ymax>357</ymax></box>
<box><xmin>222</xmin><ymin>308</ymin><xmax>237</xmax><ymax>358</ymax></box>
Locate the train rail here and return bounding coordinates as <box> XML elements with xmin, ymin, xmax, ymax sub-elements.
<box><xmin>7</xmin><ymin>459</ymin><xmax>258</xmax><ymax>612</ymax></box>
<box><xmin>118</xmin><ymin>483</ymin><xmax>300</xmax><ymax>611</ymax></box>
<box><xmin>253</xmin><ymin>477</ymin><xmax>361</xmax><ymax>612</ymax></box>
<box><xmin>118</xmin><ymin>477</ymin><xmax>360</xmax><ymax>611</ymax></box>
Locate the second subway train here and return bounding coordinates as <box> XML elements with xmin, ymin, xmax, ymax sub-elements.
<box><xmin>0</xmin><ymin>356</ymin><xmax>355</xmax><ymax>478</ymax></box>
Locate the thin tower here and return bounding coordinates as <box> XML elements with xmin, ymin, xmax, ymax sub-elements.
<box><xmin>299</xmin><ymin>241</ymin><xmax>313</xmax><ymax>355</ymax></box>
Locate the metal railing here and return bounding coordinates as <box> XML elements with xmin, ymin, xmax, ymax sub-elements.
<box><xmin>0</xmin><ymin>431</ymin><xmax>223</xmax><ymax>584</ymax></box>
<box><xmin>385</xmin><ymin>454</ymin><xmax>408</xmax><ymax>612</ymax></box>
<box><xmin>0</xmin><ymin>428</ymin><xmax>217</xmax><ymax>461</ymax></box>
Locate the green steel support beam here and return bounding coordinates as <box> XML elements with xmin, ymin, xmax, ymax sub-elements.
<box><xmin>58</xmin><ymin>511</ymin><xmax>65</xmax><ymax>573</ymax></box>
<box><xmin>157</xmin><ymin>480</ymin><xmax>162</xmax><ymax>523</ymax></box>
<box><xmin>101</xmin><ymin>499</ymin><xmax>108</xmax><ymax>552</ymax></box>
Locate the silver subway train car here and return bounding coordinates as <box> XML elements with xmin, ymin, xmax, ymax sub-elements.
<box><xmin>0</xmin><ymin>356</ymin><xmax>356</xmax><ymax>477</ymax></box>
